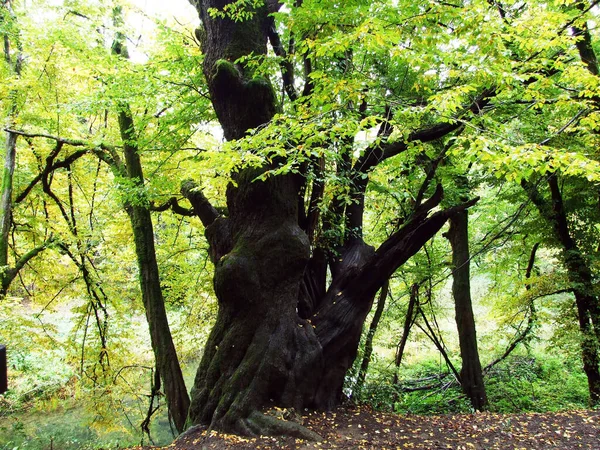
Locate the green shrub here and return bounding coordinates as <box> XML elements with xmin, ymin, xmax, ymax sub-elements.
<box><xmin>351</xmin><ymin>352</ymin><xmax>589</xmax><ymax>415</ymax></box>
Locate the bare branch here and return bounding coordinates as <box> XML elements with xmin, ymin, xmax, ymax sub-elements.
<box><xmin>150</xmin><ymin>197</ymin><xmax>194</xmax><ymax>217</ymax></box>
<box><xmin>1</xmin><ymin>236</ymin><xmax>55</xmax><ymax>295</ymax></box>
<box><xmin>267</xmin><ymin>17</ymin><xmax>298</xmax><ymax>102</ymax></box>
<box><xmin>5</xmin><ymin>128</ymin><xmax>91</xmax><ymax>146</ymax></box>
<box><xmin>15</xmin><ymin>149</ymin><xmax>88</xmax><ymax>203</ymax></box>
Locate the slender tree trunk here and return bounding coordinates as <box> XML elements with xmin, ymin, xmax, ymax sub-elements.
<box><xmin>523</xmin><ymin>176</ymin><xmax>600</xmax><ymax>405</ymax></box>
<box><xmin>447</xmin><ymin>209</ymin><xmax>487</xmax><ymax>410</ymax></box>
<box><xmin>355</xmin><ymin>280</ymin><xmax>389</xmax><ymax>396</ymax></box>
<box><xmin>117</xmin><ymin>107</ymin><xmax>190</xmax><ymax>433</ymax></box>
<box><xmin>393</xmin><ymin>283</ymin><xmax>418</xmax><ymax>384</ymax></box>
<box><xmin>0</xmin><ymin>0</ymin><xmax>20</xmax><ymax>292</ymax></box>
<box><xmin>0</xmin><ymin>131</ymin><xmax>16</xmax><ymax>269</ymax></box>
<box><xmin>111</xmin><ymin>17</ymin><xmax>190</xmax><ymax>431</ymax></box>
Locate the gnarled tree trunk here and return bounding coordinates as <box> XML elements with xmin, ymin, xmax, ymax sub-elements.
<box><xmin>185</xmin><ymin>0</ymin><xmax>480</xmax><ymax>436</ymax></box>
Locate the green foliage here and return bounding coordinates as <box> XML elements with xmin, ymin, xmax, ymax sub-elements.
<box><xmin>207</xmin><ymin>0</ymin><xmax>263</xmax><ymax>22</ymax></box>
<box><xmin>2</xmin><ymin>0</ymin><xmax>600</xmax><ymax>445</ymax></box>
<box><xmin>353</xmin><ymin>352</ymin><xmax>588</xmax><ymax>416</ymax></box>
<box><xmin>486</xmin><ymin>354</ymin><xmax>589</xmax><ymax>413</ymax></box>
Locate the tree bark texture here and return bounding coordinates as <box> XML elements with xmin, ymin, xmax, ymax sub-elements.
<box><xmin>0</xmin><ymin>131</ymin><xmax>16</xmax><ymax>269</ymax></box>
<box><xmin>447</xmin><ymin>210</ymin><xmax>488</xmax><ymax>411</ymax></box>
<box><xmin>186</xmin><ymin>0</ymin><xmax>479</xmax><ymax>436</ymax></box>
<box><xmin>117</xmin><ymin>107</ymin><xmax>191</xmax><ymax>433</ymax></box>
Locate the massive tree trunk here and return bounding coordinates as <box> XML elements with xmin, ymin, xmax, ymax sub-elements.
<box><xmin>186</xmin><ymin>0</ymin><xmax>479</xmax><ymax>436</ymax></box>
<box><xmin>447</xmin><ymin>209</ymin><xmax>487</xmax><ymax>411</ymax></box>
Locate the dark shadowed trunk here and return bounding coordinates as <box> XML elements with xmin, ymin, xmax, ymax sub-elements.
<box><xmin>355</xmin><ymin>280</ymin><xmax>389</xmax><ymax>396</ymax></box>
<box><xmin>393</xmin><ymin>283</ymin><xmax>418</xmax><ymax>384</ymax></box>
<box><xmin>447</xmin><ymin>209</ymin><xmax>487</xmax><ymax>411</ymax></box>
<box><xmin>186</xmin><ymin>0</ymin><xmax>480</xmax><ymax>437</ymax></box>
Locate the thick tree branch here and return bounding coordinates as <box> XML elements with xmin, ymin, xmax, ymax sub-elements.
<box><xmin>314</xmin><ymin>194</ymin><xmax>479</xmax><ymax>351</ymax></box>
<box><xmin>1</xmin><ymin>236</ymin><xmax>55</xmax><ymax>295</ymax></box>
<box><xmin>414</xmin><ymin>148</ymin><xmax>449</xmax><ymax>209</ymax></box>
<box><xmin>363</xmin><ymin>196</ymin><xmax>479</xmax><ymax>295</ymax></box>
<box><xmin>150</xmin><ymin>197</ymin><xmax>194</xmax><ymax>217</ymax></box>
<box><xmin>180</xmin><ymin>180</ymin><xmax>220</xmax><ymax>227</ymax></box>
<box><xmin>353</xmin><ymin>88</ymin><xmax>493</xmax><ymax>176</ymax></box>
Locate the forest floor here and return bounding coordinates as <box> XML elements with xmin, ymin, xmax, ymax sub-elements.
<box><xmin>136</xmin><ymin>405</ymin><xmax>600</xmax><ymax>449</ymax></box>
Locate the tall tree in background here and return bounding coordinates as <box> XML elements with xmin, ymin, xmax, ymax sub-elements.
<box><xmin>0</xmin><ymin>0</ymin><xmax>52</xmax><ymax>296</ymax></box>
<box><xmin>111</xmin><ymin>9</ymin><xmax>190</xmax><ymax>431</ymax></box>
<box><xmin>492</xmin><ymin>0</ymin><xmax>600</xmax><ymax>404</ymax></box>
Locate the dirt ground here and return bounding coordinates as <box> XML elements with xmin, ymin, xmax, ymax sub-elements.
<box><xmin>134</xmin><ymin>405</ymin><xmax>600</xmax><ymax>449</ymax></box>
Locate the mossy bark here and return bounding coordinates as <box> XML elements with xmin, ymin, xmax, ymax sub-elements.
<box><xmin>0</xmin><ymin>131</ymin><xmax>16</xmax><ymax>270</ymax></box>
<box><xmin>186</xmin><ymin>0</ymin><xmax>479</xmax><ymax>437</ymax></box>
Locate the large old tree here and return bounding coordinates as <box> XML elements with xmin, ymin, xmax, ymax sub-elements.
<box><xmin>182</xmin><ymin>0</ymin><xmax>483</xmax><ymax>436</ymax></box>
<box><xmin>5</xmin><ymin>0</ymin><xmax>600</xmax><ymax>442</ymax></box>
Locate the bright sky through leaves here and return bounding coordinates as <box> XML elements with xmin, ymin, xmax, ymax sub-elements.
<box><xmin>126</xmin><ymin>0</ymin><xmax>198</xmax><ymax>62</ymax></box>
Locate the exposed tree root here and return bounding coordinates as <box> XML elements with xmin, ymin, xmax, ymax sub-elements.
<box><xmin>178</xmin><ymin>411</ymin><xmax>322</xmax><ymax>443</ymax></box>
<box><xmin>243</xmin><ymin>411</ymin><xmax>322</xmax><ymax>441</ymax></box>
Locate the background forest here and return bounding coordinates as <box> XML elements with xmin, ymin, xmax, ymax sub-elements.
<box><xmin>0</xmin><ymin>0</ymin><xmax>599</xmax><ymax>448</ymax></box>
